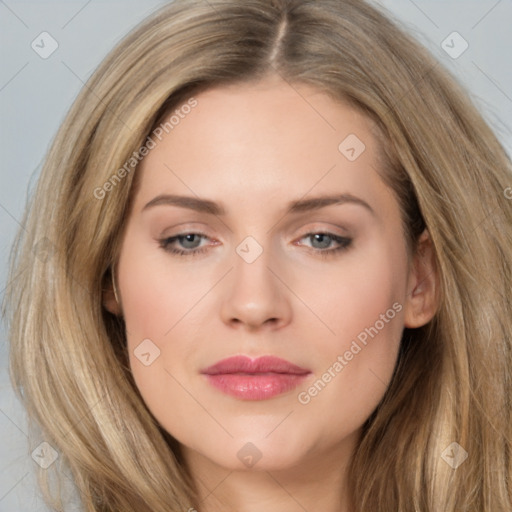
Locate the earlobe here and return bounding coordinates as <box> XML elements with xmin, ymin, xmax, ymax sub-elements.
<box><xmin>103</xmin><ymin>287</ymin><xmax>122</xmax><ymax>315</ymax></box>
<box><xmin>403</xmin><ymin>229</ymin><xmax>439</xmax><ymax>328</ymax></box>
<box><xmin>103</xmin><ymin>269</ymin><xmax>122</xmax><ymax>316</ymax></box>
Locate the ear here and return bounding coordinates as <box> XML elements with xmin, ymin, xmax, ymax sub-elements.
<box><xmin>403</xmin><ymin>229</ymin><xmax>439</xmax><ymax>328</ymax></box>
<box><xmin>103</xmin><ymin>274</ymin><xmax>122</xmax><ymax>316</ymax></box>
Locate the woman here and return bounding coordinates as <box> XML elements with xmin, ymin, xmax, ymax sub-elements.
<box><xmin>4</xmin><ymin>0</ymin><xmax>512</xmax><ymax>510</ymax></box>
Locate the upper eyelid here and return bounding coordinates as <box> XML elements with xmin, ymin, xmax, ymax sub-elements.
<box><xmin>161</xmin><ymin>221</ymin><xmax>351</xmax><ymax>237</ymax></box>
<box><xmin>156</xmin><ymin>214</ymin><xmax>353</xmax><ymax>235</ymax></box>
<box><xmin>162</xmin><ymin>231</ymin><xmax>350</xmax><ymax>246</ymax></box>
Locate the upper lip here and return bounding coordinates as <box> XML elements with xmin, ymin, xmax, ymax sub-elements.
<box><xmin>201</xmin><ymin>355</ymin><xmax>311</xmax><ymax>375</ymax></box>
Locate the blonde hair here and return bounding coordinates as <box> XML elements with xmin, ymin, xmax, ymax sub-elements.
<box><xmin>3</xmin><ymin>0</ymin><xmax>512</xmax><ymax>510</ymax></box>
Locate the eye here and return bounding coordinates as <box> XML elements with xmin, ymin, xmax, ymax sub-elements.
<box><xmin>297</xmin><ymin>232</ymin><xmax>353</xmax><ymax>256</ymax></box>
<box><xmin>158</xmin><ymin>233</ymin><xmax>212</xmax><ymax>256</ymax></box>
<box><xmin>158</xmin><ymin>231</ymin><xmax>352</xmax><ymax>258</ymax></box>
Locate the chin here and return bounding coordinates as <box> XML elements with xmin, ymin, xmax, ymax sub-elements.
<box><xmin>189</xmin><ymin>432</ymin><xmax>314</xmax><ymax>473</ymax></box>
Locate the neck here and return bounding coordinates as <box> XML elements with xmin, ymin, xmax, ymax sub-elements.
<box><xmin>182</xmin><ymin>436</ymin><xmax>356</xmax><ymax>512</ymax></box>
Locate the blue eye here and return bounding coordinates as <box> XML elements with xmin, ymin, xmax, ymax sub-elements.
<box><xmin>158</xmin><ymin>232</ymin><xmax>352</xmax><ymax>257</ymax></box>
<box><xmin>159</xmin><ymin>233</ymin><xmax>209</xmax><ymax>256</ymax></box>
<box><xmin>300</xmin><ymin>233</ymin><xmax>353</xmax><ymax>256</ymax></box>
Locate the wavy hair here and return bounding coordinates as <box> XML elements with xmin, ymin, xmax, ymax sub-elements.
<box><xmin>3</xmin><ymin>0</ymin><xmax>512</xmax><ymax>510</ymax></box>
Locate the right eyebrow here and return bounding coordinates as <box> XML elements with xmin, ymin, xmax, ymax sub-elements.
<box><xmin>142</xmin><ymin>194</ymin><xmax>225</xmax><ymax>215</ymax></box>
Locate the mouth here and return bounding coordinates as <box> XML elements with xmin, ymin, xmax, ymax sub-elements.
<box><xmin>201</xmin><ymin>355</ymin><xmax>312</xmax><ymax>400</ymax></box>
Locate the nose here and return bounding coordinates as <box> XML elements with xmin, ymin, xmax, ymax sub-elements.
<box><xmin>219</xmin><ymin>242</ymin><xmax>293</xmax><ymax>331</ymax></box>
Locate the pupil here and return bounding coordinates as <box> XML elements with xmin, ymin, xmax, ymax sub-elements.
<box><xmin>182</xmin><ymin>234</ymin><xmax>200</xmax><ymax>249</ymax></box>
<box><xmin>313</xmin><ymin>234</ymin><xmax>331</xmax><ymax>249</ymax></box>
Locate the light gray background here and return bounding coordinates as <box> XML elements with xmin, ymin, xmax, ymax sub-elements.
<box><xmin>1</xmin><ymin>1</ymin><xmax>511</xmax><ymax>510</ymax></box>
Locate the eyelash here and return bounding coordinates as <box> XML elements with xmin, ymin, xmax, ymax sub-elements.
<box><xmin>158</xmin><ymin>232</ymin><xmax>353</xmax><ymax>258</ymax></box>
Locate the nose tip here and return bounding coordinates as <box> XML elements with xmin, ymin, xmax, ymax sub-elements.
<box><xmin>230</xmin><ymin>310</ymin><xmax>281</xmax><ymax>330</ymax></box>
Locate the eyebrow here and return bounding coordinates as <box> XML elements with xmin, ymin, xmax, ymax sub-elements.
<box><xmin>142</xmin><ymin>193</ymin><xmax>375</xmax><ymax>216</ymax></box>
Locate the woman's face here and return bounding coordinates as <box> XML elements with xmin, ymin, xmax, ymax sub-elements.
<box><xmin>111</xmin><ymin>76</ymin><xmax>435</xmax><ymax>473</ymax></box>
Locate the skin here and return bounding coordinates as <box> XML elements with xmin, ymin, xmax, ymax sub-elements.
<box><xmin>105</xmin><ymin>74</ymin><xmax>438</xmax><ymax>512</ymax></box>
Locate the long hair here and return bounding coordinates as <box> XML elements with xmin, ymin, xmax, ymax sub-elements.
<box><xmin>3</xmin><ymin>0</ymin><xmax>511</xmax><ymax>510</ymax></box>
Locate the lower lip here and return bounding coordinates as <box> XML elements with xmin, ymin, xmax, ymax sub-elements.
<box><xmin>204</xmin><ymin>373</ymin><xmax>310</xmax><ymax>400</ymax></box>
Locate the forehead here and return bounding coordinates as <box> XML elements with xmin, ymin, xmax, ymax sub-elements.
<box><xmin>131</xmin><ymin>78</ymin><xmax>392</xmax><ymax>218</ymax></box>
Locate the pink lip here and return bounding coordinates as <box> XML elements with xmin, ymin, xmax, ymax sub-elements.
<box><xmin>201</xmin><ymin>355</ymin><xmax>311</xmax><ymax>400</ymax></box>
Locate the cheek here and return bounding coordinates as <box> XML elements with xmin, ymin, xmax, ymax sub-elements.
<box><xmin>117</xmin><ymin>228</ymin><xmax>212</xmax><ymax>341</ymax></box>
<box><xmin>293</xmin><ymin>237</ymin><xmax>407</xmax><ymax>431</ymax></box>
<box><xmin>302</xmin><ymin>236</ymin><xmax>407</xmax><ymax>347</ymax></box>
<box><xmin>116</xmin><ymin>230</ymin><xmax>219</xmax><ymax>424</ymax></box>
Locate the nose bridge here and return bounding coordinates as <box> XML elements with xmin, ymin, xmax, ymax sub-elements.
<box><xmin>219</xmin><ymin>234</ymin><xmax>292</xmax><ymax>329</ymax></box>
<box><xmin>232</xmin><ymin>234</ymin><xmax>278</xmax><ymax>304</ymax></box>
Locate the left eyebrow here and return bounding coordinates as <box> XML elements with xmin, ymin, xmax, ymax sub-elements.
<box><xmin>141</xmin><ymin>193</ymin><xmax>375</xmax><ymax>216</ymax></box>
<box><xmin>287</xmin><ymin>193</ymin><xmax>375</xmax><ymax>216</ymax></box>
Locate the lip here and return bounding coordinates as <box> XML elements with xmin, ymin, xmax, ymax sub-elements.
<box><xmin>201</xmin><ymin>355</ymin><xmax>311</xmax><ymax>400</ymax></box>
